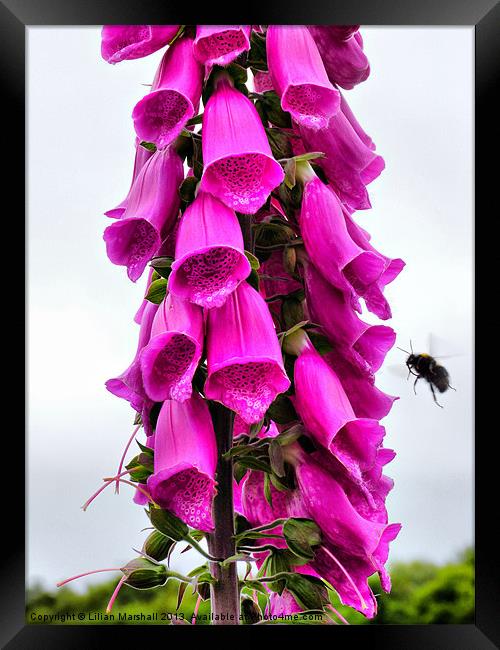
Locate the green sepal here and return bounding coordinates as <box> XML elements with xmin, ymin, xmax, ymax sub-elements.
<box><xmin>283</xmin><ymin>518</ymin><xmax>322</xmax><ymax>562</ymax></box>
<box><xmin>142</xmin><ymin>530</ymin><xmax>176</xmax><ymax>563</ymax></box>
<box><xmin>284</xmin><ymin>573</ymin><xmax>329</xmax><ymax>611</ymax></box>
<box><xmin>245</xmin><ymin>250</ymin><xmax>260</xmax><ymax>270</ymax></box>
<box><xmin>149</xmin><ymin>507</ymin><xmax>189</xmax><ymax>542</ymax></box>
<box><xmin>121</xmin><ymin>557</ymin><xmax>168</xmax><ymax>590</ymax></box>
<box><xmin>145</xmin><ymin>277</ymin><xmax>168</xmax><ymax>304</ymax></box>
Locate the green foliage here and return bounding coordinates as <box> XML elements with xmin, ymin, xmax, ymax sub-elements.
<box><xmin>26</xmin><ymin>548</ymin><xmax>474</xmax><ymax>625</ymax></box>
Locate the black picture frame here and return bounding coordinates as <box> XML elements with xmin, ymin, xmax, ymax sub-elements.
<box><xmin>4</xmin><ymin>0</ymin><xmax>497</xmax><ymax>646</ymax></box>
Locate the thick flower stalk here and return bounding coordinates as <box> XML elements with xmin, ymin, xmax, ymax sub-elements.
<box><xmin>63</xmin><ymin>25</ymin><xmax>404</xmax><ymax>624</ymax></box>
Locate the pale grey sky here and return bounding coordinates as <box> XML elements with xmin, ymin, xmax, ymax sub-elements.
<box><xmin>27</xmin><ymin>26</ymin><xmax>473</xmax><ymax>591</ymax></box>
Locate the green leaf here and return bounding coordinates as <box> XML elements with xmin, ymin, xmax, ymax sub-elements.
<box><xmin>241</xmin><ymin>597</ymin><xmax>263</xmax><ymax>624</ymax></box>
<box><xmin>234</xmin><ymin>462</ymin><xmax>247</xmax><ymax>484</ymax></box>
<box><xmin>244</xmin><ymin>250</ymin><xmax>260</xmax><ymax>270</ymax></box>
<box><xmin>269</xmin><ymin>439</ymin><xmax>285</xmax><ymax>478</ymax></box>
<box><xmin>266</xmin><ymin>550</ymin><xmax>293</xmax><ymax>595</ymax></box>
<box><xmin>142</xmin><ymin>530</ymin><xmax>176</xmax><ymax>562</ymax></box>
<box><xmin>294</xmin><ymin>151</ymin><xmax>326</xmax><ymax>163</ymax></box>
<box><xmin>176</xmin><ymin>581</ymin><xmax>187</xmax><ymax>610</ymax></box>
<box><xmin>285</xmin><ymin>574</ymin><xmax>329</xmax><ymax>611</ymax></box>
<box><xmin>266</xmin><ymin>128</ymin><xmax>293</xmax><ymax>160</ymax></box>
<box><xmin>284</xmin><ymin>158</ymin><xmax>297</xmax><ymax>190</ymax></box>
<box><xmin>307</xmin><ymin>331</ymin><xmax>334</xmax><ymax>356</ymax></box>
<box><xmin>145</xmin><ymin>278</ymin><xmax>168</xmax><ymax>304</ymax></box>
<box><xmin>246</xmin><ymin>268</ymin><xmax>260</xmax><ymax>291</ymax></box>
<box><xmin>139</xmin><ymin>141</ymin><xmax>157</xmax><ymax>152</ymax></box>
<box><xmin>248</xmin><ymin>31</ymin><xmax>267</xmax><ymax>71</ymax></box>
<box><xmin>179</xmin><ymin>176</ymin><xmax>198</xmax><ymax>205</ymax></box>
<box><xmin>283</xmin><ymin>518</ymin><xmax>322</xmax><ymax>562</ymax></box>
<box><xmin>256</xmin><ymin>91</ymin><xmax>292</xmax><ymax>128</ymax></box>
<box><xmin>241</xmin><ymin>579</ymin><xmax>269</xmax><ymax>596</ymax></box>
<box><xmin>266</xmin><ymin>394</ymin><xmax>298</xmax><ymax>425</ymax></box>
<box><xmin>281</xmin><ymin>297</ymin><xmax>305</xmax><ymax>330</ymax></box>
<box><xmin>276</xmin><ymin>424</ymin><xmax>305</xmax><ymax>447</ymax></box>
<box><xmin>263</xmin><ymin>473</ymin><xmax>273</xmax><ymax>508</ymax></box>
<box><xmin>150</xmin><ymin>508</ymin><xmax>189</xmax><ymax>542</ymax></box>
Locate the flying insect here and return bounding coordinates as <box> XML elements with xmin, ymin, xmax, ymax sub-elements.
<box><xmin>397</xmin><ymin>341</ymin><xmax>455</xmax><ymax>408</ymax></box>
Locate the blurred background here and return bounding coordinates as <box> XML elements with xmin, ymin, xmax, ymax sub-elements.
<box><xmin>27</xmin><ymin>26</ymin><xmax>474</xmax><ymax>622</ymax></box>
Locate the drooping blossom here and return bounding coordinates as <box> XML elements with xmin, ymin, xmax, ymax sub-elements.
<box><xmin>297</xmin><ymin>162</ymin><xmax>386</xmax><ymax>303</ymax></box>
<box><xmin>105</xmin><ymin>300</ymin><xmax>158</xmax><ymax>413</ymax></box>
<box><xmin>132</xmin><ymin>35</ymin><xmax>203</xmax><ymax>149</ymax></box>
<box><xmin>302</xmin><ymin>259</ymin><xmax>395</xmax><ymax>375</ymax></box>
<box><xmin>205</xmin><ymin>280</ymin><xmax>290</xmax><ymax>424</ymax></box>
<box><xmin>294</xmin><ymin>452</ymin><xmax>401</xmax><ymax>617</ymax></box>
<box><xmin>168</xmin><ymin>191</ymin><xmax>251</xmax><ymax>308</ymax></box>
<box><xmin>200</xmin><ymin>75</ymin><xmax>284</xmax><ymax>214</ymax></box>
<box><xmin>105</xmin><ymin>141</ymin><xmax>153</xmax><ymax>219</ymax></box>
<box><xmin>266</xmin><ymin>25</ymin><xmax>340</xmax><ymax>130</ymax></box>
<box><xmin>193</xmin><ymin>26</ymin><xmax>251</xmax><ymax>67</ymax></box>
<box><xmin>147</xmin><ymin>393</ymin><xmax>217</xmax><ymax>532</ymax></box>
<box><xmin>309</xmin><ymin>26</ymin><xmax>370</xmax><ymax>90</ymax></box>
<box><xmin>101</xmin><ymin>25</ymin><xmax>179</xmax><ymax>64</ymax></box>
<box><xmin>103</xmin><ymin>146</ymin><xmax>183</xmax><ymax>282</ymax></box>
<box><xmin>140</xmin><ymin>292</ymin><xmax>204</xmax><ymax>402</ymax></box>
<box><xmin>343</xmin><ymin>210</ymin><xmax>405</xmax><ymax>320</ymax></box>
<box><xmin>297</xmin><ymin>102</ymin><xmax>384</xmax><ymax>211</ymax></box>
<box><xmin>290</xmin><ymin>334</ymin><xmax>385</xmax><ymax>481</ymax></box>
<box><xmin>325</xmin><ymin>351</ymin><xmax>397</xmax><ymax>420</ymax></box>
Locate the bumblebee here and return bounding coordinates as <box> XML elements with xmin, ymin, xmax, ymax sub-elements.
<box><xmin>399</xmin><ymin>343</ymin><xmax>455</xmax><ymax>407</ymax></box>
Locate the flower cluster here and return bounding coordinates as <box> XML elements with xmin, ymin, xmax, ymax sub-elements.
<box><xmin>63</xmin><ymin>25</ymin><xmax>403</xmax><ymax>622</ymax></box>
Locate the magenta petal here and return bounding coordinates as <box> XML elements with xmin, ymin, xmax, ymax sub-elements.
<box><xmin>194</xmin><ymin>25</ymin><xmax>251</xmax><ymax>66</ymax></box>
<box><xmin>309</xmin><ymin>26</ymin><xmax>370</xmax><ymax>90</ymax></box>
<box><xmin>294</xmin><ymin>344</ymin><xmax>385</xmax><ymax>479</ymax></box>
<box><xmin>325</xmin><ymin>352</ymin><xmax>397</xmax><ymax>420</ymax></box>
<box><xmin>200</xmin><ymin>77</ymin><xmax>284</xmax><ymax>214</ymax></box>
<box><xmin>267</xmin><ymin>26</ymin><xmax>340</xmax><ymax>129</ymax></box>
<box><xmin>303</xmin><ymin>261</ymin><xmax>395</xmax><ymax>374</ymax></box>
<box><xmin>105</xmin><ymin>301</ymin><xmax>159</xmax><ymax>409</ymax></box>
<box><xmin>103</xmin><ymin>218</ymin><xmax>160</xmax><ymax>282</ymax></box>
<box><xmin>267</xmin><ymin>591</ymin><xmax>303</xmax><ymax>616</ymax></box>
<box><xmin>296</xmin><ymin>455</ymin><xmax>395</xmax><ymax>560</ymax></box>
<box><xmin>169</xmin><ymin>192</ymin><xmax>251</xmax><ymax>308</ymax></box>
<box><xmin>147</xmin><ymin>393</ymin><xmax>217</xmax><ymax>532</ymax></box>
<box><xmin>298</xmin><ymin>104</ymin><xmax>384</xmax><ymax>211</ymax></box>
<box><xmin>105</xmin><ymin>142</ymin><xmax>154</xmax><ymax>219</ymax></box>
<box><xmin>344</xmin><ymin>211</ymin><xmax>405</xmax><ymax>320</ymax></box>
<box><xmin>140</xmin><ymin>293</ymin><xmax>203</xmax><ymax>402</ymax></box>
<box><xmin>300</xmin><ymin>175</ymin><xmax>385</xmax><ymax>297</ymax></box>
<box><xmin>253</xmin><ymin>71</ymin><xmax>274</xmax><ymax>93</ymax></box>
<box><xmin>101</xmin><ymin>25</ymin><xmax>179</xmax><ymax>64</ymax></box>
<box><xmin>103</xmin><ymin>146</ymin><xmax>183</xmax><ymax>282</ymax></box>
<box><xmin>205</xmin><ymin>281</ymin><xmax>290</xmax><ymax>423</ymax></box>
<box><xmin>313</xmin><ymin>545</ymin><xmax>378</xmax><ymax>618</ymax></box>
<box><xmin>132</xmin><ymin>36</ymin><xmax>203</xmax><ymax>149</ymax></box>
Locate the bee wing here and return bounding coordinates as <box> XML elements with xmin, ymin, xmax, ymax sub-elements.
<box><xmin>428</xmin><ymin>332</ymin><xmax>464</xmax><ymax>359</ymax></box>
<box><xmin>386</xmin><ymin>363</ymin><xmax>410</xmax><ymax>378</ymax></box>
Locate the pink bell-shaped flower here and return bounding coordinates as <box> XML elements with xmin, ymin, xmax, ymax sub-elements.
<box><xmin>205</xmin><ymin>281</ymin><xmax>290</xmax><ymax>424</ymax></box>
<box><xmin>168</xmin><ymin>191</ymin><xmax>251</xmax><ymax>308</ymax></box>
<box><xmin>200</xmin><ymin>75</ymin><xmax>284</xmax><ymax>214</ymax></box>
<box><xmin>132</xmin><ymin>35</ymin><xmax>203</xmax><ymax>150</ymax></box>
<box><xmin>147</xmin><ymin>393</ymin><xmax>217</xmax><ymax>532</ymax></box>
